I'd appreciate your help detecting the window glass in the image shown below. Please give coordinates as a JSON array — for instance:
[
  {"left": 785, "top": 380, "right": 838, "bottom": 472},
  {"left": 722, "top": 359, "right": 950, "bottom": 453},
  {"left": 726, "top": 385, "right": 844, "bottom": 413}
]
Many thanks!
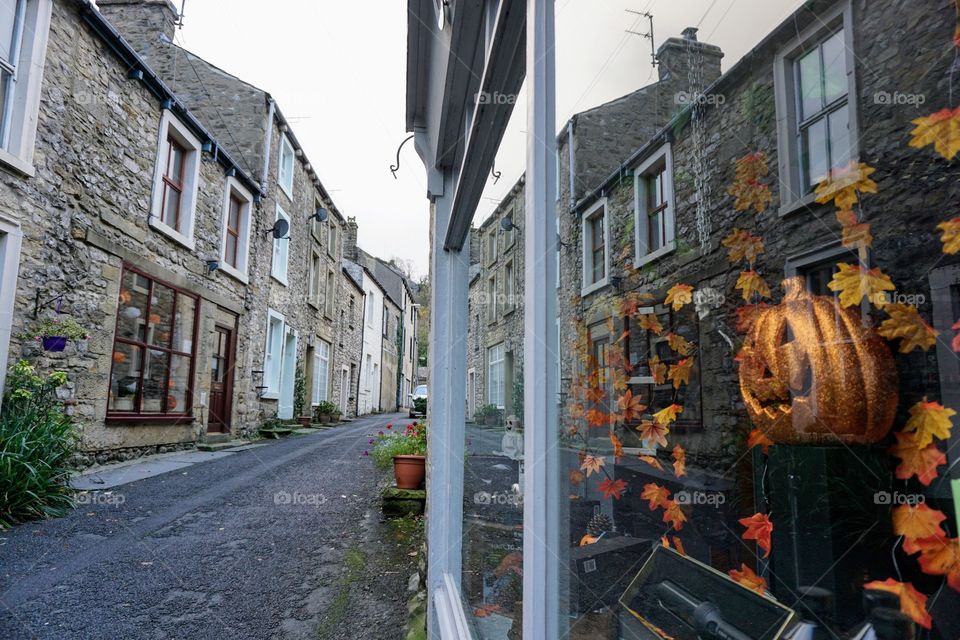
[
  {"left": 0, "top": 1, "right": 20, "bottom": 63},
  {"left": 828, "top": 104, "right": 850, "bottom": 170},
  {"left": 279, "top": 136, "right": 295, "bottom": 195},
  {"left": 821, "top": 30, "right": 847, "bottom": 104},
  {"left": 272, "top": 207, "right": 290, "bottom": 282},
  {"left": 797, "top": 47, "right": 821, "bottom": 121},
  {"left": 147, "top": 283, "right": 174, "bottom": 348},
  {"left": 802, "top": 117, "right": 829, "bottom": 188}
]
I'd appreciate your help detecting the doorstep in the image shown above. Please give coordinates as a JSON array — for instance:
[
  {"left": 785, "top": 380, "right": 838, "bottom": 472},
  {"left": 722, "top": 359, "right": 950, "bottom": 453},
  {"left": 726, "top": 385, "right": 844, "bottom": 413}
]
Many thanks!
[
  {"left": 381, "top": 487, "right": 426, "bottom": 517},
  {"left": 197, "top": 439, "right": 248, "bottom": 452}
]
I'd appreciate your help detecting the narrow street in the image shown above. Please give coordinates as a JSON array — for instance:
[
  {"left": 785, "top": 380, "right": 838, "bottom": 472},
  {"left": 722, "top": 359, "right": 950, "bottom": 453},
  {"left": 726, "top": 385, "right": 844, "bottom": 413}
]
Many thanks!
[{"left": 0, "top": 413, "right": 420, "bottom": 640}]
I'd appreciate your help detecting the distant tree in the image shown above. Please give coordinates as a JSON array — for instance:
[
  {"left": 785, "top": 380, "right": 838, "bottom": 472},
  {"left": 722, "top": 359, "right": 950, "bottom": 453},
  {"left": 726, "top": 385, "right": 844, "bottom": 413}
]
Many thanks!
[{"left": 416, "top": 275, "right": 430, "bottom": 366}]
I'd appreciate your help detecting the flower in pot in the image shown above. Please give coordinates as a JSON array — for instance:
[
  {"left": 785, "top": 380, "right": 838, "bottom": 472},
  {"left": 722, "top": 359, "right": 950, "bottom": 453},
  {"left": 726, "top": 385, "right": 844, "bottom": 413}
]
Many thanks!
[
  {"left": 314, "top": 400, "right": 338, "bottom": 424},
  {"left": 371, "top": 420, "right": 427, "bottom": 489},
  {"left": 23, "top": 317, "right": 89, "bottom": 353}
]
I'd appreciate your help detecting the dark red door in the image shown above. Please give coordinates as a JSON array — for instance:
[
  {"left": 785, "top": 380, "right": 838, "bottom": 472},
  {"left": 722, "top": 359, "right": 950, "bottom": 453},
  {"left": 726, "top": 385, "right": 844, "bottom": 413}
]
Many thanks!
[{"left": 208, "top": 325, "right": 233, "bottom": 433}]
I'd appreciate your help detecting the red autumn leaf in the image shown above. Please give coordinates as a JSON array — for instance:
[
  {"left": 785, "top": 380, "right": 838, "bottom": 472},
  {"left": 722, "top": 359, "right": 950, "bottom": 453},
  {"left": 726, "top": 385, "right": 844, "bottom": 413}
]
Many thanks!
[
  {"left": 889, "top": 431, "right": 946, "bottom": 486},
  {"left": 739, "top": 513, "right": 773, "bottom": 558},
  {"left": 663, "top": 500, "right": 687, "bottom": 531},
  {"left": 585, "top": 409, "right": 610, "bottom": 428},
  {"left": 729, "top": 564, "right": 768, "bottom": 594},
  {"left": 638, "top": 419, "right": 670, "bottom": 448},
  {"left": 914, "top": 537, "right": 960, "bottom": 592},
  {"left": 672, "top": 445, "right": 686, "bottom": 477},
  {"left": 864, "top": 579, "right": 933, "bottom": 629},
  {"left": 953, "top": 319, "right": 960, "bottom": 352},
  {"left": 747, "top": 428, "right": 774, "bottom": 455},
  {"left": 598, "top": 478, "right": 628, "bottom": 500}
]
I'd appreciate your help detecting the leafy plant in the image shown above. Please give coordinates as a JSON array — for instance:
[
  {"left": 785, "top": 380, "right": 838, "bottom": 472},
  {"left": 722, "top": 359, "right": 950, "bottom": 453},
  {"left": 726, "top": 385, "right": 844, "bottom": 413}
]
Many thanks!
[
  {"left": 0, "top": 360, "right": 78, "bottom": 528},
  {"left": 21, "top": 316, "right": 88, "bottom": 342},
  {"left": 412, "top": 396, "right": 427, "bottom": 415},
  {"left": 314, "top": 400, "right": 338, "bottom": 417},
  {"left": 476, "top": 404, "right": 500, "bottom": 420},
  {"left": 370, "top": 421, "right": 426, "bottom": 470},
  {"left": 293, "top": 364, "right": 306, "bottom": 418}
]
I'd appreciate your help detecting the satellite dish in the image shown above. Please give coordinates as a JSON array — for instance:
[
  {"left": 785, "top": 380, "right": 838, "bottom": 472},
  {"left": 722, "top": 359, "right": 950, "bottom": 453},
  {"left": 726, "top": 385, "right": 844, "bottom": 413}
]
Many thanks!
[
  {"left": 269, "top": 218, "right": 290, "bottom": 239},
  {"left": 312, "top": 207, "right": 329, "bottom": 223}
]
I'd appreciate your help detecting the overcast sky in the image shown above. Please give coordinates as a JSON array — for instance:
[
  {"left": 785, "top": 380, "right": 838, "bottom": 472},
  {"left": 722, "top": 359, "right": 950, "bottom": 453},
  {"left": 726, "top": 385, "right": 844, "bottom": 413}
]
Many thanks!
[{"left": 177, "top": 0, "right": 805, "bottom": 279}]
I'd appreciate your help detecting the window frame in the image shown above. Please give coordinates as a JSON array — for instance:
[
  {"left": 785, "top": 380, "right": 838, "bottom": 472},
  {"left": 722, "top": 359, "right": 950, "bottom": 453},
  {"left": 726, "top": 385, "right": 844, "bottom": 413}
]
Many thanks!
[
  {"left": 105, "top": 265, "right": 200, "bottom": 423},
  {"left": 263, "top": 308, "right": 286, "bottom": 399},
  {"left": 634, "top": 144, "right": 676, "bottom": 268},
  {"left": 218, "top": 177, "right": 253, "bottom": 283},
  {"left": 149, "top": 111, "right": 202, "bottom": 249},
  {"left": 271, "top": 204, "right": 290, "bottom": 285},
  {"left": 774, "top": 0, "right": 857, "bottom": 215},
  {"left": 312, "top": 339, "right": 331, "bottom": 405},
  {"left": 504, "top": 258, "right": 515, "bottom": 313},
  {"left": 487, "top": 342, "right": 505, "bottom": 409},
  {"left": 327, "top": 221, "right": 339, "bottom": 259},
  {"left": 324, "top": 269, "right": 336, "bottom": 319},
  {"left": 278, "top": 134, "right": 295, "bottom": 199},
  {"left": 486, "top": 230, "right": 498, "bottom": 266},
  {"left": 487, "top": 274, "right": 497, "bottom": 324},
  {"left": 308, "top": 248, "right": 323, "bottom": 308},
  {"left": 581, "top": 197, "right": 609, "bottom": 295}
]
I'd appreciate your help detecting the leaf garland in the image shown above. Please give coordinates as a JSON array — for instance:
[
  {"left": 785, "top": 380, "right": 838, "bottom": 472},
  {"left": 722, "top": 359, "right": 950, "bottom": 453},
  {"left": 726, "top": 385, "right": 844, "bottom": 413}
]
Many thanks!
[
  {"left": 877, "top": 304, "right": 939, "bottom": 353},
  {"left": 909, "top": 106, "right": 960, "bottom": 161},
  {"left": 826, "top": 263, "right": 895, "bottom": 308},
  {"left": 813, "top": 162, "right": 878, "bottom": 210},
  {"left": 727, "top": 152, "right": 773, "bottom": 214},
  {"left": 938, "top": 217, "right": 960, "bottom": 254}
]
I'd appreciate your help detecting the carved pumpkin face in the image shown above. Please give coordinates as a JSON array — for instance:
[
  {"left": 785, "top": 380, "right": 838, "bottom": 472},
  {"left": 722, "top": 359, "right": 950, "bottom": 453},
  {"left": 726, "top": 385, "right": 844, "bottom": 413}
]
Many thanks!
[{"left": 737, "top": 277, "right": 898, "bottom": 444}]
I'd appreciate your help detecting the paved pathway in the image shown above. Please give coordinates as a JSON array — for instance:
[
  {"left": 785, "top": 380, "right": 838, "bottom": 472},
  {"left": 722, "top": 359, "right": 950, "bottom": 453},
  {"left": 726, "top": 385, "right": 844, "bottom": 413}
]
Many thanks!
[{"left": 0, "top": 413, "right": 421, "bottom": 640}]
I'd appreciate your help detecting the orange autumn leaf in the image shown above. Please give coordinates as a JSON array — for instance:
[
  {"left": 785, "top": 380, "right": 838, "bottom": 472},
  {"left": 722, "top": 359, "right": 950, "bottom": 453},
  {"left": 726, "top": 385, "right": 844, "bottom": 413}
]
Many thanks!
[
  {"left": 903, "top": 398, "right": 956, "bottom": 447},
  {"left": 729, "top": 564, "right": 768, "bottom": 594},
  {"left": 937, "top": 218, "right": 960, "bottom": 254},
  {"left": 890, "top": 431, "right": 946, "bottom": 486},
  {"left": 638, "top": 419, "right": 670, "bottom": 448},
  {"left": 579, "top": 534, "right": 599, "bottom": 546},
  {"left": 836, "top": 209, "right": 873, "bottom": 248},
  {"left": 734, "top": 303, "right": 771, "bottom": 334},
  {"left": 953, "top": 319, "right": 960, "bottom": 352},
  {"left": 892, "top": 503, "right": 948, "bottom": 541},
  {"left": 473, "top": 603, "right": 502, "bottom": 618},
  {"left": 739, "top": 513, "right": 773, "bottom": 558},
  {"left": 638, "top": 313, "right": 664, "bottom": 335},
  {"left": 665, "top": 284, "right": 694, "bottom": 311},
  {"left": 639, "top": 455, "right": 664, "bottom": 471},
  {"left": 827, "top": 263, "right": 895, "bottom": 308},
  {"left": 620, "top": 294, "right": 641, "bottom": 318},
  {"left": 909, "top": 106, "right": 960, "bottom": 161},
  {"left": 598, "top": 478, "right": 628, "bottom": 500},
  {"left": 653, "top": 404, "right": 683, "bottom": 427},
  {"left": 641, "top": 483, "right": 671, "bottom": 510},
  {"left": 585, "top": 409, "right": 610, "bottom": 428},
  {"left": 672, "top": 445, "right": 686, "bottom": 477},
  {"left": 580, "top": 454, "right": 606, "bottom": 477},
  {"left": 663, "top": 500, "right": 687, "bottom": 531},
  {"left": 611, "top": 369, "right": 630, "bottom": 393},
  {"left": 728, "top": 152, "right": 773, "bottom": 214},
  {"left": 814, "top": 162, "right": 878, "bottom": 210},
  {"left": 610, "top": 433, "right": 625, "bottom": 461},
  {"left": 735, "top": 271, "right": 771, "bottom": 301},
  {"left": 667, "top": 333, "right": 694, "bottom": 356},
  {"left": 877, "top": 304, "right": 939, "bottom": 353},
  {"left": 649, "top": 356, "right": 667, "bottom": 385},
  {"left": 617, "top": 390, "right": 647, "bottom": 423},
  {"left": 722, "top": 228, "right": 765, "bottom": 266},
  {"left": 569, "top": 469, "right": 585, "bottom": 486},
  {"left": 585, "top": 386, "right": 607, "bottom": 404},
  {"left": 863, "top": 579, "right": 932, "bottom": 630},
  {"left": 915, "top": 537, "right": 960, "bottom": 592},
  {"left": 672, "top": 536, "right": 686, "bottom": 556},
  {"left": 747, "top": 428, "right": 774, "bottom": 455},
  {"left": 668, "top": 358, "right": 694, "bottom": 390}
]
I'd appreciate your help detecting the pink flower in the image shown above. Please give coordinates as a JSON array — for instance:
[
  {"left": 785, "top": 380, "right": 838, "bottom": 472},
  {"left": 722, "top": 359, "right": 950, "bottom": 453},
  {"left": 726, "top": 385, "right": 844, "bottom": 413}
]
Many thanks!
[
  {"left": 386, "top": 424, "right": 393, "bottom": 429},
  {"left": 368, "top": 439, "right": 374, "bottom": 444},
  {"left": 378, "top": 431, "right": 384, "bottom": 436},
  {"left": 363, "top": 450, "right": 369, "bottom": 456}
]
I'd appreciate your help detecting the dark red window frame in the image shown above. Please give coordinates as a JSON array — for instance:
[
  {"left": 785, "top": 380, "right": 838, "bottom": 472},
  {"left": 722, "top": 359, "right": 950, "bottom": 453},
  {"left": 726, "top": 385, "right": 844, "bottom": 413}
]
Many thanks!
[
  {"left": 106, "top": 265, "right": 201, "bottom": 424},
  {"left": 225, "top": 193, "right": 243, "bottom": 268},
  {"left": 160, "top": 134, "right": 187, "bottom": 232}
]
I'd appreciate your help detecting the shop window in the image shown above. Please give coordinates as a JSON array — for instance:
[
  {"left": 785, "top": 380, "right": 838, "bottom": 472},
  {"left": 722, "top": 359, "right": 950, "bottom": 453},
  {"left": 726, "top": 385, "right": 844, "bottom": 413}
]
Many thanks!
[{"left": 107, "top": 267, "right": 198, "bottom": 418}]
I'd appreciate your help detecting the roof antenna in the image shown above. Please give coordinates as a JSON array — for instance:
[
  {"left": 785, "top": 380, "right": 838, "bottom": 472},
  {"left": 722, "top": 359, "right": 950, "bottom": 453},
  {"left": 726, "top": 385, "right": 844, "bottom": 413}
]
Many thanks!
[
  {"left": 176, "top": 0, "right": 186, "bottom": 29},
  {"left": 625, "top": 9, "right": 656, "bottom": 68}
]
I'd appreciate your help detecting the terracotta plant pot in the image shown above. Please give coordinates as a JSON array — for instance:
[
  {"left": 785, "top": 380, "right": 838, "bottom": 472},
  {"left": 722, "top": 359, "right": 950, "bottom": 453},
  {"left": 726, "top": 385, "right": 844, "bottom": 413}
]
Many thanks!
[
  {"left": 299, "top": 416, "right": 312, "bottom": 426},
  {"left": 393, "top": 454, "right": 426, "bottom": 489},
  {"left": 42, "top": 336, "right": 68, "bottom": 352}
]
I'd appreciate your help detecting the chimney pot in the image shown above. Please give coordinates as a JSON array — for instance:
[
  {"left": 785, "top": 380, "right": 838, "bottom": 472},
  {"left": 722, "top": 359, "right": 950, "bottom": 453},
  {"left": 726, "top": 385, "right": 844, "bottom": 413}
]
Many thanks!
[{"left": 682, "top": 27, "right": 699, "bottom": 41}]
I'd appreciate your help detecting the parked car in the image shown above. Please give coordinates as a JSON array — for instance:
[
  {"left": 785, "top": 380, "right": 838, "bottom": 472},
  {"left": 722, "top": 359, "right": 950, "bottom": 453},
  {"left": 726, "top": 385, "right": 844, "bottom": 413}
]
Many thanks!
[{"left": 409, "top": 385, "right": 428, "bottom": 418}]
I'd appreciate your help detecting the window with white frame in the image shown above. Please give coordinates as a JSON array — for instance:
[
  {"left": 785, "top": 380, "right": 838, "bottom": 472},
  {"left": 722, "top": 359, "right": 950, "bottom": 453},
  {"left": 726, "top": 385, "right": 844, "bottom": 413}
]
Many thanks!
[
  {"left": 486, "top": 230, "right": 497, "bottom": 265},
  {"left": 502, "top": 207, "right": 515, "bottom": 248},
  {"left": 312, "top": 340, "right": 331, "bottom": 404},
  {"left": 264, "top": 310, "right": 285, "bottom": 397},
  {"left": 219, "top": 178, "right": 253, "bottom": 282},
  {"left": 324, "top": 269, "right": 335, "bottom": 318},
  {"left": 0, "top": 0, "right": 52, "bottom": 173},
  {"left": 278, "top": 134, "right": 295, "bottom": 198},
  {"left": 487, "top": 342, "right": 505, "bottom": 409},
  {"left": 366, "top": 290, "right": 375, "bottom": 326},
  {"left": 487, "top": 274, "right": 497, "bottom": 323},
  {"left": 327, "top": 221, "right": 338, "bottom": 259},
  {"left": 271, "top": 205, "right": 290, "bottom": 284},
  {"left": 775, "top": 3, "right": 855, "bottom": 208},
  {"left": 309, "top": 249, "right": 322, "bottom": 307},
  {"left": 150, "top": 111, "right": 202, "bottom": 247},
  {"left": 581, "top": 198, "right": 609, "bottom": 294},
  {"left": 634, "top": 144, "right": 675, "bottom": 266},
  {"left": 504, "top": 260, "right": 515, "bottom": 311}
]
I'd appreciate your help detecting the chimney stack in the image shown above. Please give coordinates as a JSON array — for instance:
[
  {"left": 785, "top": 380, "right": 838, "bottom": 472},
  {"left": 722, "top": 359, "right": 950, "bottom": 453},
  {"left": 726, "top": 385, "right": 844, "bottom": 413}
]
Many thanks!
[
  {"left": 97, "top": 0, "right": 179, "bottom": 56},
  {"left": 655, "top": 26, "right": 724, "bottom": 117},
  {"left": 344, "top": 216, "right": 359, "bottom": 262}
]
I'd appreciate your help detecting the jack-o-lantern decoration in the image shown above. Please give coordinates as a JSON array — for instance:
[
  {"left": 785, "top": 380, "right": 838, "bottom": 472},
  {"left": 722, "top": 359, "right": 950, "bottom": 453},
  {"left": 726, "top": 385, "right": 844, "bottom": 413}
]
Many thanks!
[{"left": 737, "top": 277, "right": 898, "bottom": 444}]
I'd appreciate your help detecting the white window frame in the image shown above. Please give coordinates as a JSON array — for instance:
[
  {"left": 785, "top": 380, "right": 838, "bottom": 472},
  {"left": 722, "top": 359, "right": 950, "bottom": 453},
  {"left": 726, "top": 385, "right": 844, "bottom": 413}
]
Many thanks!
[
  {"left": 327, "top": 221, "right": 338, "bottom": 259},
  {"left": 263, "top": 309, "right": 285, "bottom": 399},
  {"left": 581, "top": 197, "right": 609, "bottom": 296},
  {"left": 487, "top": 274, "right": 497, "bottom": 324},
  {"left": 0, "top": 214, "right": 23, "bottom": 397},
  {"left": 634, "top": 143, "right": 675, "bottom": 268},
  {"left": 218, "top": 177, "right": 253, "bottom": 283},
  {"left": 486, "top": 230, "right": 497, "bottom": 265},
  {"left": 312, "top": 339, "right": 331, "bottom": 405},
  {"left": 308, "top": 248, "right": 322, "bottom": 308},
  {"left": 271, "top": 204, "right": 290, "bottom": 285},
  {"left": 774, "top": 0, "right": 857, "bottom": 215},
  {"left": 504, "top": 259, "right": 515, "bottom": 312},
  {"left": 366, "top": 288, "right": 376, "bottom": 327},
  {"left": 502, "top": 206, "right": 516, "bottom": 249},
  {"left": 278, "top": 134, "right": 295, "bottom": 199},
  {"left": 0, "top": 0, "right": 51, "bottom": 176},
  {"left": 487, "top": 342, "right": 505, "bottom": 409},
  {"left": 149, "top": 110, "right": 202, "bottom": 249},
  {"left": 324, "top": 269, "right": 336, "bottom": 319}
]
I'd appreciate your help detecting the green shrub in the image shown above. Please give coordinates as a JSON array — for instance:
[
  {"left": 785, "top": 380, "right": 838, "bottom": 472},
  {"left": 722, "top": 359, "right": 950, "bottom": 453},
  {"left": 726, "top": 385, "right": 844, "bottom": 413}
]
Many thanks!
[
  {"left": 476, "top": 404, "right": 499, "bottom": 419},
  {"left": 370, "top": 421, "right": 427, "bottom": 470},
  {"left": 0, "top": 360, "right": 78, "bottom": 528},
  {"left": 315, "top": 400, "right": 338, "bottom": 416},
  {"left": 412, "top": 396, "right": 427, "bottom": 414}
]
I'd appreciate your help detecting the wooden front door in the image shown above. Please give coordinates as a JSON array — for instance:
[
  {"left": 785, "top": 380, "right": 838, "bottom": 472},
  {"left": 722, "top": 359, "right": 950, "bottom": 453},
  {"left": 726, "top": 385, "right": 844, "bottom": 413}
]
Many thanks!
[{"left": 208, "top": 325, "right": 234, "bottom": 433}]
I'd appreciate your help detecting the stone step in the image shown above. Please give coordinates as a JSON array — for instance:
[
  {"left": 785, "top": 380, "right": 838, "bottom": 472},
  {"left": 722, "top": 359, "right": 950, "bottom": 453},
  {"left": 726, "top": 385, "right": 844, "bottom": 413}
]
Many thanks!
[
  {"left": 197, "top": 440, "right": 247, "bottom": 452},
  {"left": 203, "top": 433, "right": 232, "bottom": 444}
]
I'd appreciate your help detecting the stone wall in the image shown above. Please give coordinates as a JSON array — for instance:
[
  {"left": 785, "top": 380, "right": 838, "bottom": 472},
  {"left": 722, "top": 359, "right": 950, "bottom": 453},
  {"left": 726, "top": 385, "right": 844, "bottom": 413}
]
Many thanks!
[{"left": 332, "top": 268, "right": 364, "bottom": 418}]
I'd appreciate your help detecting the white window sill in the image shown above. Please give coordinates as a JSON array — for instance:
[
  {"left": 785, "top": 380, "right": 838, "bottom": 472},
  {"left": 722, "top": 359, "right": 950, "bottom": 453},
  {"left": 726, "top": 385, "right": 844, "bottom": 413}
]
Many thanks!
[
  {"left": 279, "top": 183, "right": 294, "bottom": 201},
  {"left": 634, "top": 241, "right": 675, "bottom": 269},
  {"left": 149, "top": 218, "right": 195, "bottom": 250},
  {"left": 0, "top": 149, "right": 35, "bottom": 178},
  {"left": 261, "top": 391, "right": 279, "bottom": 400},
  {"left": 219, "top": 262, "right": 249, "bottom": 285},
  {"left": 581, "top": 276, "right": 609, "bottom": 297},
  {"left": 778, "top": 191, "right": 818, "bottom": 218},
  {"left": 271, "top": 273, "right": 289, "bottom": 287}
]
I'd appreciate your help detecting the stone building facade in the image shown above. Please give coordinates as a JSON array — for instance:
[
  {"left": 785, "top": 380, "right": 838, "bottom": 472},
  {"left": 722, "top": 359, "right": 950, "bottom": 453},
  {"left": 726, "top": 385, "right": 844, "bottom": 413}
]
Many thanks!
[{"left": 332, "top": 263, "right": 364, "bottom": 419}]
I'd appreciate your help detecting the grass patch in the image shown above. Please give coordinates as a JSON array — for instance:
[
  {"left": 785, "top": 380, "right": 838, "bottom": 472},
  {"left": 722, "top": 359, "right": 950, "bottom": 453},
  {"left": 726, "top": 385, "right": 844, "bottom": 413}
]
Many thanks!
[{"left": 316, "top": 545, "right": 367, "bottom": 640}]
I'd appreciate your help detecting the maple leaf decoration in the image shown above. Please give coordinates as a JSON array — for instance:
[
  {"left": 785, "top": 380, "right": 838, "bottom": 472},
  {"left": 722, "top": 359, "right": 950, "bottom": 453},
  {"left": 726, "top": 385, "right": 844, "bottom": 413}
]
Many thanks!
[
  {"left": 663, "top": 500, "right": 687, "bottom": 531},
  {"left": 598, "top": 478, "right": 628, "bottom": 500},
  {"left": 863, "top": 579, "right": 932, "bottom": 630},
  {"left": 735, "top": 271, "right": 772, "bottom": 301},
  {"left": 668, "top": 358, "right": 694, "bottom": 390},
  {"left": 953, "top": 319, "right": 960, "bottom": 352},
  {"left": 739, "top": 513, "right": 773, "bottom": 558},
  {"left": 836, "top": 210, "right": 873, "bottom": 249},
  {"left": 585, "top": 408, "right": 610, "bottom": 428},
  {"left": 649, "top": 356, "right": 667, "bottom": 385},
  {"left": 727, "top": 152, "right": 773, "bottom": 214},
  {"left": 638, "top": 419, "right": 670, "bottom": 448},
  {"left": 638, "top": 313, "right": 664, "bottom": 335},
  {"left": 653, "top": 404, "right": 683, "bottom": 427},
  {"left": 729, "top": 564, "right": 768, "bottom": 594},
  {"left": 877, "top": 304, "right": 939, "bottom": 353},
  {"left": 580, "top": 454, "right": 605, "bottom": 477},
  {"left": 747, "top": 428, "right": 774, "bottom": 455},
  {"left": 617, "top": 390, "right": 647, "bottom": 423},
  {"left": 890, "top": 431, "right": 946, "bottom": 486},
  {"left": 639, "top": 455, "right": 664, "bottom": 471},
  {"left": 903, "top": 398, "right": 956, "bottom": 448},
  {"left": 610, "top": 433, "right": 625, "bottom": 461},
  {"left": 827, "top": 262, "right": 895, "bottom": 308},
  {"left": 672, "top": 445, "right": 686, "bottom": 477},
  {"left": 641, "top": 482, "right": 671, "bottom": 510},
  {"left": 734, "top": 303, "right": 771, "bottom": 334},
  {"left": 667, "top": 333, "right": 694, "bottom": 356},
  {"left": 568, "top": 469, "right": 585, "bottom": 486},
  {"left": 938, "top": 218, "right": 960, "bottom": 254},
  {"left": 665, "top": 284, "right": 694, "bottom": 311},
  {"left": 722, "top": 229, "right": 766, "bottom": 266},
  {"left": 892, "top": 504, "right": 948, "bottom": 541},
  {"left": 814, "top": 162, "right": 878, "bottom": 210},
  {"left": 909, "top": 106, "right": 960, "bottom": 161},
  {"left": 915, "top": 537, "right": 960, "bottom": 592}
]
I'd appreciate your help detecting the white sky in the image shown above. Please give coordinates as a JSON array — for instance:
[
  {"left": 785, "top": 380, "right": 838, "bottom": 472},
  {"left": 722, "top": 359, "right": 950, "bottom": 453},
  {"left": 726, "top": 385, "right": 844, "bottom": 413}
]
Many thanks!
[{"left": 178, "top": 0, "right": 805, "bottom": 279}]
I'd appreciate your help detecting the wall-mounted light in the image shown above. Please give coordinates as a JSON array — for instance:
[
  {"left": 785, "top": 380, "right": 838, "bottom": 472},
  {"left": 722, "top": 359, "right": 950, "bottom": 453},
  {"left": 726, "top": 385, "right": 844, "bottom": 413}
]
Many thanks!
[
  {"left": 206, "top": 259, "right": 220, "bottom": 273},
  {"left": 500, "top": 216, "right": 520, "bottom": 233},
  {"left": 310, "top": 207, "right": 329, "bottom": 224}
]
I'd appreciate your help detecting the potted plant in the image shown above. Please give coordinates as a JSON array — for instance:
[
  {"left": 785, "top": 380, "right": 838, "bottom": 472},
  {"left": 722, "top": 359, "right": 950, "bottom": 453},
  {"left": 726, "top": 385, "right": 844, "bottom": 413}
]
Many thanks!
[
  {"left": 371, "top": 421, "right": 427, "bottom": 489},
  {"left": 23, "top": 317, "right": 88, "bottom": 353},
  {"left": 477, "top": 404, "right": 501, "bottom": 428},
  {"left": 314, "top": 400, "right": 337, "bottom": 424}
]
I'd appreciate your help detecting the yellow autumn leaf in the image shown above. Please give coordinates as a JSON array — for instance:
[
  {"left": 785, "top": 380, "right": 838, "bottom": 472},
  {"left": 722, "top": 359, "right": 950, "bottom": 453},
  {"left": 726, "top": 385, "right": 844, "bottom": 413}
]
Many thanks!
[
  {"left": 648, "top": 356, "right": 667, "bottom": 385},
  {"left": 909, "top": 106, "right": 960, "bottom": 161},
  {"left": 665, "top": 284, "right": 693, "bottom": 311},
  {"left": 667, "top": 333, "right": 694, "bottom": 356},
  {"left": 653, "top": 404, "right": 683, "bottom": 427},
  {"left": 580, "top": 454, "right": 605, "bottom": 477},
  {"left": 877, "top": 303, "right": 939, "bottom": 353},
  {"left": 904, "top": 398, "right": 956, "bottom": 447},
  {"left": 836, "top": 210, "right": 873, "bottom": 249},
  {"left": 814, "top": 162, "right": 878, "bottom": 210},
  {"left": 667, "top": 358, "right": 694, "bottom": 390},
  {"left": 938, "top": 218, "right": 960, "bottom": 254},
  {"left": 722, "top": 228, "right": 765, "bottom": 266},
  {"left": 735, "top": 271, "right": 771, "bottom": 301},
  {"left": 638, "top": 313, "right": 664, "bottom": 335},
  {"left": 826, "top": 263, "right": 895, "bottom": 308}
]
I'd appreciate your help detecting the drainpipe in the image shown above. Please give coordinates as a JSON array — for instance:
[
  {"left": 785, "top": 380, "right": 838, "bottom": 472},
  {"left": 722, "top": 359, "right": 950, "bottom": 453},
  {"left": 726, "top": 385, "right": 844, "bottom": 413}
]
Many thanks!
[
  {"left": 261, "top": 97, "right": 276, "bottom": 192},
  {"left": 567, "top": 116, "right": 576, "bottom": 210}
]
